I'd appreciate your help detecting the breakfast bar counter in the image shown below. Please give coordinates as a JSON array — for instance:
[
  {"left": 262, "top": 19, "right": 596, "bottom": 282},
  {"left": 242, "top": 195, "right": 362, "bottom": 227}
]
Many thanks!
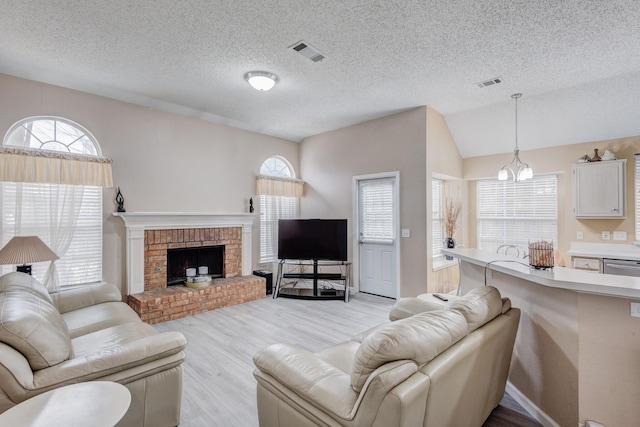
[
  {"left": 442, "top": 248, "right": 640, "bottom": 427},
  {"left": 443, "top": 247, "right": 640, "bottom": 299}
]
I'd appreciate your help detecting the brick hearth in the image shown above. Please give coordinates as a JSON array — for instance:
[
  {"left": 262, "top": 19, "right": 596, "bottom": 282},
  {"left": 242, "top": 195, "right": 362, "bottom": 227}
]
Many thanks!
[
  {"left": 126, "top": 225, "right": 264, "bottom": 323},
  {"left": 128, "top": 276, "right": 265, "bottom": 324}
]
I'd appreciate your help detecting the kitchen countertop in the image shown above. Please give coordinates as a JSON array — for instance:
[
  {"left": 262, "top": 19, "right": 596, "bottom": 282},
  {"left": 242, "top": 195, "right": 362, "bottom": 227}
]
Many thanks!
[
  {"left": 567, "top": 242, "right": 640, "bottom": 261},
  {"left": 443, "top": 247, "right": 640, "bottom": 299}
]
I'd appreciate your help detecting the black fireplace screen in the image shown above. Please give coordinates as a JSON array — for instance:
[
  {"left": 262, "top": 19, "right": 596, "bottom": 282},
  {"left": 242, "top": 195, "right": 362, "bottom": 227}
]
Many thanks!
[{"left": 166, "top": 245, "right": 224, "bottom": 285}]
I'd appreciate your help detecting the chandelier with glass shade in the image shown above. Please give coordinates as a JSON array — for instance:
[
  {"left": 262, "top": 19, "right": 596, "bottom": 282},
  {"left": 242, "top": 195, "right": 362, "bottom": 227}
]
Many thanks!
[{"left": 498, "top": 93, "right": 533, "bottom": 182}]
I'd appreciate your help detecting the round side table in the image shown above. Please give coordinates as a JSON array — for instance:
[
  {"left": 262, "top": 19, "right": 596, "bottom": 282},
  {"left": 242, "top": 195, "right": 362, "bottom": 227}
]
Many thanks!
[{"left": 0, "top": 381, "right": 131, "bottom": 427}]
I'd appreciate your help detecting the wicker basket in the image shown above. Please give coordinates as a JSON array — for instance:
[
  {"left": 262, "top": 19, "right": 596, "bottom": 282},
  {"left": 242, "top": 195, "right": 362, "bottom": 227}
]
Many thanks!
[{"left": 528, "top": 241, "right": 554, "bottom": 269}]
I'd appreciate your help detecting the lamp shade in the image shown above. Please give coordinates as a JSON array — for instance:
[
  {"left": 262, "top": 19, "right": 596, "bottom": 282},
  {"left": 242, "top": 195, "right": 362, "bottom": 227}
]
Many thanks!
[{"left": 0, "top": 236, "right": 59, "bottom": 265}]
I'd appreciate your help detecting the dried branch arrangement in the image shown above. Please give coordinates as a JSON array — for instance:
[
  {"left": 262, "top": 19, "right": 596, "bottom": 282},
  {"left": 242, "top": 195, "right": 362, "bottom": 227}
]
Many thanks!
[{"left": 444, "top": 196, "right": 462, "bottom": 239}]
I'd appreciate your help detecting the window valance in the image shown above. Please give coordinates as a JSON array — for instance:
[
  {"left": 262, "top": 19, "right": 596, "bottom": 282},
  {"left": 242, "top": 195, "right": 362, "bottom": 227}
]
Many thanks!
[
  {"left": 0, "top": 148, "right": 113, "bottom": 187},
  {"left": 256, "top": 174, "right": 304, "bottom": 198}
]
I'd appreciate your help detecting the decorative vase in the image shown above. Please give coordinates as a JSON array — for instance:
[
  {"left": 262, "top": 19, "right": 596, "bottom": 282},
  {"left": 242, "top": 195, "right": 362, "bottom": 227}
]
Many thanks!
[
  {"left": 591, "top": 148, "right": 601, "bottom": 162},
  {"left": 443, "top": 237, "right": 456, "bottom": 260}
]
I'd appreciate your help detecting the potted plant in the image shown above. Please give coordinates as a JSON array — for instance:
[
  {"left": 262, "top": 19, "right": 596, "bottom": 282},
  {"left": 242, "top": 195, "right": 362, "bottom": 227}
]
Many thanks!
[{"left": 443, "top": 195, "right": 462, "bottom": 260}]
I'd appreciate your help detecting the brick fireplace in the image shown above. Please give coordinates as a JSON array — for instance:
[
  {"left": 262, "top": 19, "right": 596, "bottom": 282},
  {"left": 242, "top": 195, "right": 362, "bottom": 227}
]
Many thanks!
[
  {"left": 114, "top": 212, "right": 264, "bottom": 324},
  {"left": 144, "top": 226, "right": 241, "bottom": 290}
]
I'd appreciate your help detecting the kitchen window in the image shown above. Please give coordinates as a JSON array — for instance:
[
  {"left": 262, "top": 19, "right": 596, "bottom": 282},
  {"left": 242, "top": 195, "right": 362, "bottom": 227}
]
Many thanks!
[
  {"left": 476, "top": 175, "right": 558, "bottom": 255},
  {"left": 432, "top": 178, "right": 444, "bottom": 262},
  {"left": 635, "top": 153, "right": 640, "bottom": 242}
]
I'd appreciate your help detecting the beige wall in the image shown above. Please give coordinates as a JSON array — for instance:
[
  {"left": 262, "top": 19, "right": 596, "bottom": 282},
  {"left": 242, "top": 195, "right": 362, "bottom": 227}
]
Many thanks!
[
  {"left": 0, "top": 73, "right": 299, "bottom": 294},
  {"left": 300, "top": 107, "right": 428, "bottom": 297},
  {"left": 459, "top": 262, "right": 579, "bottom": 426},
  {"left": 463, "top": 136, "right": 639, "bottom": 265},
  {"left": 426, "top": 107, "right": 466, "bottom": 293},
  {"left": 578, "top": 293, "right": 640, "bottom": 426}
]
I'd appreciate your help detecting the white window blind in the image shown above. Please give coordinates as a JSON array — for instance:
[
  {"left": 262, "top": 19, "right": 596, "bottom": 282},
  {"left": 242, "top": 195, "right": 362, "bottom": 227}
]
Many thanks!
[
  {"left": 432, "top": 179, "right": 443, "bottom": 259},
  {"left": 359, "top": 178, "right": 394, "bottom": 241},
  {"left": 258, "top": 156, "right": 300, "bottom": 264},
  {"left": 259, "top": 195, "right": 298, "bottom": 263},
  {"left": 0, "top": 182, "right": 102, "bottom": 286},
  {"left": 635, "top": 154, "right": 640, "bottom": 242},
  {"left": 477, "top": 175, "right": 558, "bottom": 254}
]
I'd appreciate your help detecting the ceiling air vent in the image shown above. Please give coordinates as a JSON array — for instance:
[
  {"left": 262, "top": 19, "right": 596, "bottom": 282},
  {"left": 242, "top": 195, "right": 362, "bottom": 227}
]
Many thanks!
[
  {"left": 289, "top": 40, "right": 325, "bottom": 63},
  {"left": 475, "top": 77, "right": 503, "bottom": 88}
]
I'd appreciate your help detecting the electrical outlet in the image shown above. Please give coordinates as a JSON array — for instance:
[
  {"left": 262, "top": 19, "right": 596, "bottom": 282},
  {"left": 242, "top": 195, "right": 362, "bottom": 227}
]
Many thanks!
[
  {"left": 577, "top": 231, "right": 584, "bottom": 240},
  {"left": 631, "top": 302, "right": 640, "bottom": 318},
  {"left": 613, "top": 231, "right": 627, "bottom": 241},
  {"left": 401, "top": 229, "right": 410, "bottom": 238},
  {"left": 602, "top": 231, "right": 611, "bottom": 241}
]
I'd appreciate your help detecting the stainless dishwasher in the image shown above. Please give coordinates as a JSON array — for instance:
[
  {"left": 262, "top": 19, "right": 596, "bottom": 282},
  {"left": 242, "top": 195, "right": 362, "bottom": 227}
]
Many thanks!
[{"left": 603, "top": 258, "right": 640, "bottom": 277}]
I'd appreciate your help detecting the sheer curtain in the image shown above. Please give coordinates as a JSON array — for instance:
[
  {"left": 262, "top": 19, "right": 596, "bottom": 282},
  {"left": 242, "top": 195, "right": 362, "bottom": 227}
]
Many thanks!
[
  {"left": 42, "top": 184, "right": 85, "bottom": 291},
  {"left": 8, "top": 183, "right": 86, "bottom": 291},
  {"left": 1, "top": 147, "right": 110, "bottom": 291}
]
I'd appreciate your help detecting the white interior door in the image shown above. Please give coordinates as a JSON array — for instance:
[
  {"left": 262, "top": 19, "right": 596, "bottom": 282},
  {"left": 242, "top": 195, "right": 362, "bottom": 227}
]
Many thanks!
[{"left": 356, "top": 175, "right": 398, "bottom": 298}]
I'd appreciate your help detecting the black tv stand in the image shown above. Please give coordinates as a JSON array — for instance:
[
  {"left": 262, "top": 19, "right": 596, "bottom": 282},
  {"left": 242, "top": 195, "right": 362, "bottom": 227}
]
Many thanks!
[{"left": 274, "top": 259, "right": 351, "bottom": 302}]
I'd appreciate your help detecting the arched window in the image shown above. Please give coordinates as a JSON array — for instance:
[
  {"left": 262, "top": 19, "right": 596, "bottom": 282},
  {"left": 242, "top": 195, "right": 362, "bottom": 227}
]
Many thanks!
[
  {"left": 4, "top": 117, "right": 101, "bottom": 155},
  {"left": 257, "top": 156, "right": 302, "bottom": 263},
  {"left": 1, "top": 117, "right": 111, "bottom": 289},
  {"left": 259, "top": 156, "right": 294, "bottom": 178}
]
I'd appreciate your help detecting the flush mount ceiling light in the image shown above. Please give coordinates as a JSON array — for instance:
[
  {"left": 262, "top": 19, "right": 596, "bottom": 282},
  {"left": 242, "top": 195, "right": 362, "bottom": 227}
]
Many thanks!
[
  {"left": 244, "top": 71, "right": 279, "bottom": 91},
  {"left": 498, "top": 93, "right": 533, "bottom": 182}
]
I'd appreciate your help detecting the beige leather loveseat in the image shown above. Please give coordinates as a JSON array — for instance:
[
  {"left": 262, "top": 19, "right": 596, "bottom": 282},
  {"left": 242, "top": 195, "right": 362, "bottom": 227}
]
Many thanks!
[
  {"left": 0, "top": 272, "right": 186, "bottom": 427},
  {"left": 253, "top": 286, "right": 520, "bottom": 426}
]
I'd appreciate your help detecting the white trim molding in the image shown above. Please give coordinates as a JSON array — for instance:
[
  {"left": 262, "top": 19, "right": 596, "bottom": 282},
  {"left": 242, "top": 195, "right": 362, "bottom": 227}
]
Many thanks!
[
  {"left": 505, "top": 382, "right": 560, "bottom": 427},
  {"left": 114, "top": 212, "right": 256, "bottom": 295}
]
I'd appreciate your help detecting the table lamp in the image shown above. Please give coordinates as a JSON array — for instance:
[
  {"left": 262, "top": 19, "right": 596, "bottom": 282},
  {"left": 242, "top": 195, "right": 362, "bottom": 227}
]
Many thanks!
[{"left": 0, "top": 236, "right": 59, "bottom": 275}]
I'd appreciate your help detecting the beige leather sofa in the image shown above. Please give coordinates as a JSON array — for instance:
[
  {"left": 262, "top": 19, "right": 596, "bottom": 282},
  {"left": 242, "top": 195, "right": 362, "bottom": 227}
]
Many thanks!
[
  {"left": 0, "top": 272, "right": 187, "bottom": 427},
  {"left": 253, "top": 286, "right": 520, "bottom": 427}
]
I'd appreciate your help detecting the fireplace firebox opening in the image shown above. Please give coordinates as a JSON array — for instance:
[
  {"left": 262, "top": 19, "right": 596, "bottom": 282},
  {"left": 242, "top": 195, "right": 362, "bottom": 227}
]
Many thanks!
[{"left": 167, "top": 245, "right": 224, "bottom": 286}]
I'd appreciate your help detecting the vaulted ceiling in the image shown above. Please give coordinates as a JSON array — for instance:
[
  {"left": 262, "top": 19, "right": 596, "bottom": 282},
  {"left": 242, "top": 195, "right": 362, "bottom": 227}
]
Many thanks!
[{"left": 2, "top": 1, "right": 640, "bottom": 157}]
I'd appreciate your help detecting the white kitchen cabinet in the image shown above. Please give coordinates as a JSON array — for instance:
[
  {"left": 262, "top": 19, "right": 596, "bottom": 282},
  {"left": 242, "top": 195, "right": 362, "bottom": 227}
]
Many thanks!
[{"left": 572, "top": 159, "right": 626, "bottom": 218}]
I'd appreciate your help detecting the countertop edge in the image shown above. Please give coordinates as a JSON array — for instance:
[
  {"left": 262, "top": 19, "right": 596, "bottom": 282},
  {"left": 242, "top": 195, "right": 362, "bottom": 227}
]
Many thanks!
[{"left": 443, "top": 248, "right": 640, "bottom": 299}]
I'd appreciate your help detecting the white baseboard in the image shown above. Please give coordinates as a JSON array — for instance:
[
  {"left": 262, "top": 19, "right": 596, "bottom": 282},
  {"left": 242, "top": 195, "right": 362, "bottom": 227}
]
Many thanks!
[{"left": 505, "top": 381, "right": 561, "bottom": 427}]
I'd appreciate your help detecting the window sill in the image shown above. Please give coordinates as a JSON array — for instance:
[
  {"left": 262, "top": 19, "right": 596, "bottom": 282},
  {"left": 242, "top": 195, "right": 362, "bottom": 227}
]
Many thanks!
[{"left": 432, "top": 258, "right": 458, "bottom": 272}]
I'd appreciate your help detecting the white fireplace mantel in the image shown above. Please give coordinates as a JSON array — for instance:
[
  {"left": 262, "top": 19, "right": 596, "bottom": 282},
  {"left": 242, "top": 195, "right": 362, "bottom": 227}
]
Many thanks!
[{"left": 113, "top": 212, "right": 256, "bottom": 295}]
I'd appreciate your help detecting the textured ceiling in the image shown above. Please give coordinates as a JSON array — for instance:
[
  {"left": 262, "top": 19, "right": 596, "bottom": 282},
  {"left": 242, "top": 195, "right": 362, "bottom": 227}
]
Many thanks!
[{"left": 1, "top": 1, "right": 640, "bottom": 157}]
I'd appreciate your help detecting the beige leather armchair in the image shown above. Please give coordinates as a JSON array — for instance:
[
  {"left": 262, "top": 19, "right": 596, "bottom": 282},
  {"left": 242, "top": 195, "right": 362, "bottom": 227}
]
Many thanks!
[
  {"left": 0, "top": 272, "right": 186, "bottom": 427},
  {"left": 253, "top": 286, "right": 520, "bottom": 427}
]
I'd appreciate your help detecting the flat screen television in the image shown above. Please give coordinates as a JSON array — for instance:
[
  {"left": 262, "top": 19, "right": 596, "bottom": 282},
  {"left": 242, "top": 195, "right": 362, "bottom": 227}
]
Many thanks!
[{"left": 278, "top": 219, "right": 347, "bottom": 261}]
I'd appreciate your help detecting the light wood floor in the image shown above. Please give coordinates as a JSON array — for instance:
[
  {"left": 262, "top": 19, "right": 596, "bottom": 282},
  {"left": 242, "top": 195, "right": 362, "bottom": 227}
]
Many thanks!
[{"left": 154, "top": 293, "right": 540, "bottom": 427}]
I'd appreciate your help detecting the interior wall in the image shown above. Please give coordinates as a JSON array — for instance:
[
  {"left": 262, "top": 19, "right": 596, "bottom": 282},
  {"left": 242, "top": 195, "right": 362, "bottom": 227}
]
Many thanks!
[
  {"left": 426, "top": 107, "right": 466, "bottom": 293},
  {"left": 300, "top": 107, "right": 427, "bottom": 297},
  {"left": 459, "top": 261, "right": 580, "bottom": 426},
  {"left": 463, "top": 136, "right": 639, "bottom": 265},
  {"left": 0, "top": 73, "right": 299, "bottom": 294}
]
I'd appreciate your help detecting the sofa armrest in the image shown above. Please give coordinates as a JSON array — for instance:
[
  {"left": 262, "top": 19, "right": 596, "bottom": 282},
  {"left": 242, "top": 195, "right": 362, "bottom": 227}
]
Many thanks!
[
  {"left": 254, "top": 343, "right": 358, "bottom": 419},
  {"left": 32, "top": 331, "right": 186, "bottom": 389},
  {"left": 0, "top": 343, "right": 35, "bottom": 404},
  {"left": 50, "top": 283, "right": 123, "bottom": 313},
  {"left": 253, "top": 343, "right": 420, "bottom": 423}
]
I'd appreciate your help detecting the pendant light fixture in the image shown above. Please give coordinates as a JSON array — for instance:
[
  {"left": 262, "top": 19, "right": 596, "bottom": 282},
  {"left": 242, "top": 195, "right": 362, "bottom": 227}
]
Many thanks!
[
  {"left": 498, "top": 93, "right": 533, "bottom": 182},
  {"left": 244, "top": 71, "right": 279, "bottom": 91}
]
